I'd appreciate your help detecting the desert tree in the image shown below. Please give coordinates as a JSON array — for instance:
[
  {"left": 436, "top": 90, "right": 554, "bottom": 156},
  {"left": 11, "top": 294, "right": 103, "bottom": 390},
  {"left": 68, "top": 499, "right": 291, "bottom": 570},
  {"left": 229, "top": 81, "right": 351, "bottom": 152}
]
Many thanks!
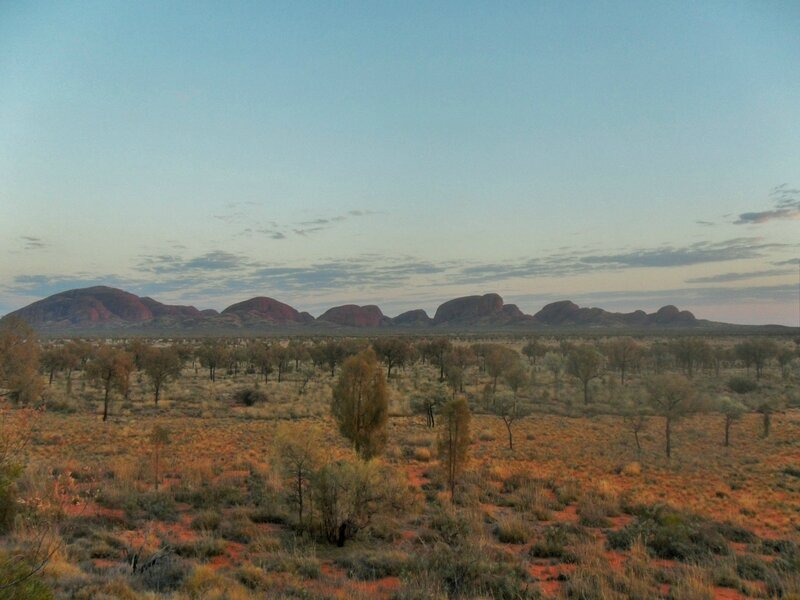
[
  {"left": 646, "top": 373, "right": 696, "bottom": 458},
  {"left": 149, "top": 425, "right": 170, "bottom": 491},
  {"left": 40, "top": 346, "right": 65, "bottom": 386},
  {"left": 272, "top": 345, "right": 291, "bottom": 383},
  {"left": 412, "top": 381, "right": 449, "bottom": 428},
  {"left": 372, "top": 337, "right": 412, "bottom": 379},
  {"left": 274, "top": 422, "right": 323, "bottom": 529},
  {"left": 87, "top": 345, "right": 134, "bottom": 422},
  {"left": 776, "top": 347, "right": 795, "bottom": 380},
  {"left": 0, "top": 317, "right": 43, "bottom": 405},
  {"left": 617, "top": 390, "right": 650, "bottom": 457},
  {"left": 331, "top": 349, "right": 389, "bottom": 459},
  {"left": 197, "top": 340, "right": 227, "bottom": 381},
  {"left": 735, "top": 339, "right": 778, "bottom": 380},
  {"left": 522, "top": 339, "right": 546, "bottom": 365},
  {"left": 0, "top": 404, "right": 58, "bottom": 597},
  {"left": 247, "top": 341, "right": 273, "bottom": 384},
  {"left": 142, "top": 346, "right": 183, "bottom": 405},
  {"left": 566, "top": 344, "right": 604, "bottom": 405},
  {"left": 485, "top": 345, "right": 518, "bottom": 392},
  {"left": 422, "top": 338, "right": 452, "bottom": 382},
  {"left": 313, "top": 458, "right": 409, "bottom": 547},
  {"left": 605, "top": 337, "right": 642, "bottom": 384},
  {"left": 670, "top": 338, "right": 710, "bottom": 378},
  {"left": 59, "top": 342, "right": 82, "bottom": 396},
  {"left": 438, "top": 396, "right": 471, "bottom": 502},
  {"left": 542, "top": 351, "right": 566, "bottom": 401},
  {"left": 314, "top": 340, "right": 347, "bottom": 377},
  {"left": 490, "top": 391, "right": 532, "bottom": 451},
  {"left": 287, "top": 339, "right": 309, "bottom": 371},
  {"left": 751, "top": 396, "right": 783, "bottom": 438},
  {"left": 717, "top": 396, "right": 746, "bottom": 447}
]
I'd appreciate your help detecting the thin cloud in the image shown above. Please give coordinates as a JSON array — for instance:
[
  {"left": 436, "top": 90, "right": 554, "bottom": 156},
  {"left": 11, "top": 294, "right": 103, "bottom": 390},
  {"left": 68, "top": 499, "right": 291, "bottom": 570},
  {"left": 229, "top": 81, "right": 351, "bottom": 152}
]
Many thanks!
[
  {"left": 734, "top": 184, "right": 800, "bottom": 224},
  {"left": 685, "top": 269, "right": 793, "bottom": 284},
  {"left": 21, "top": 236, "right": 47, "bottom": 250}
]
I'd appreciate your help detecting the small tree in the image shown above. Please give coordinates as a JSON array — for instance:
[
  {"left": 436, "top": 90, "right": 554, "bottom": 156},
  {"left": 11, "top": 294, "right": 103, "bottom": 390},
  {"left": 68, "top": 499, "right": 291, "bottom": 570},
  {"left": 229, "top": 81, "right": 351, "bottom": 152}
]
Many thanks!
[
  {"left": 87, "top": 345, "right": 134, "bottom": 422},
  {"left": 274, "top": 423, "right": 323, "bottom": 529},
  {"left": 331, "top": 349, "right": 388, "bottom": 459},
  {"left": 735, "top": 339, "right": 778, "bottom": 380},
  {"left": 485, "top": 345, "right": 518, "bottom": 392},
  {"left": 491, "top": 391, "right": 531, "bottom": 451},
  {"left": 618, "top": 391, "right": 649, "bottom": 456},
  {"left": 149, "top": 425, "right": 170, "bottom": 491},
  {"left": 542, "top": 351, "right": 566, "bottom": 401},
  {"left": 196, "top": 340, "right": 227, "bottom": 382},
  {"left": 605, "top": 337, "right": 642, "bottom": 384},
  {"left": 412, "top": 381, "right": 449, "bottom": 428},
  {"left": 522, "top": 339, "right": 546, "bottom": 365},
  {"left": 566, "top": 345, "right": 603, "bottom": 404},
  {"left": 142, "top": 346, "right": 183, "bottom": 405},
  {"left": 646, "top": 374, "right": 696, "bottom": 458},
  {"left": 718, "top": 396, "right": 745, "bottom": 447},
  {"left": 0, "top": 317, "right": 43, "bottom": 405},
  {"left": 313, "top": 459, "right": 408, "bottom": 547},
  {"left": 372, "top": 338, "right": 412, "bottom": 379},
  {"left": 438, "top": 396, "right": 471, "bottom": 502}
]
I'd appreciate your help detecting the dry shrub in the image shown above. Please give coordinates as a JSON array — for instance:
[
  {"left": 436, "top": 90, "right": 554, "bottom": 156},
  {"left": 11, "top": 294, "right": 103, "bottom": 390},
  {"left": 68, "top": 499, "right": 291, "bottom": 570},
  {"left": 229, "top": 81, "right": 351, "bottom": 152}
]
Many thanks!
[
  {"left": 669, "top": 566, "right": 714, "bottom": 600},
  {"left": 413, "top": 447, "right": 431, "bottom": 462}
]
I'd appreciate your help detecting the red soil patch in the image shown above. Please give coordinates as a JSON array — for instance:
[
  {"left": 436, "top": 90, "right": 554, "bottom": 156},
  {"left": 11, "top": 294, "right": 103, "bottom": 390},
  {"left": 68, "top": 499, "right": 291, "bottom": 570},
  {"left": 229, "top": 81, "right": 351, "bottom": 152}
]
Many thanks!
[{"left": 713, "top": 588, "right": 751, "bottom": 600}]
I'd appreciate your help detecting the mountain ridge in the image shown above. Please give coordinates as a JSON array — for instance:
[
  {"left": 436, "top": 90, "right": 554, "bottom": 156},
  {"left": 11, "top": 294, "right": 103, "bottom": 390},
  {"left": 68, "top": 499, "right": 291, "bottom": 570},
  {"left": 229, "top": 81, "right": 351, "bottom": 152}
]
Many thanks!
[{"left": 1, "top": 285, "right": 792, "bottom": 333}]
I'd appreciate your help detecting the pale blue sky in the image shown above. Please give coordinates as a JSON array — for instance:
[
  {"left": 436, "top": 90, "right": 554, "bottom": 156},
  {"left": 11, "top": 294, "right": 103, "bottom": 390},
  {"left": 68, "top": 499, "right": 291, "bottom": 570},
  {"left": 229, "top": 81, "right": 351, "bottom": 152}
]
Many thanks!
[{"left": 1, "top": 1, "right": 799, "bottom": 324}]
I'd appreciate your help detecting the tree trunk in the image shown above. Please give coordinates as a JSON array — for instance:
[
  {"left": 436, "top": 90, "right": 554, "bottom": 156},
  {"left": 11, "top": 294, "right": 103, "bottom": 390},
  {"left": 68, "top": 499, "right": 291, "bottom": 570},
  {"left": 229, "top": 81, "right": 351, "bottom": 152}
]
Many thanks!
[
  {"left": 583, "top": 380, "right": 590, "bottom": 405},
  {"left": 102, "top": 385, "right": 110, "bottom": 422},
  {"left": 762, "top": 412, "right": 771, "bottom": 438},
  {"left": 665, "top": 417, "right": 671, "bottom": 458},
  {"left": 504, "top": 419, "right": 513, "bottom": 450},
  {"left": 724, "top": 417, "right": 731, "bottom": 447}
]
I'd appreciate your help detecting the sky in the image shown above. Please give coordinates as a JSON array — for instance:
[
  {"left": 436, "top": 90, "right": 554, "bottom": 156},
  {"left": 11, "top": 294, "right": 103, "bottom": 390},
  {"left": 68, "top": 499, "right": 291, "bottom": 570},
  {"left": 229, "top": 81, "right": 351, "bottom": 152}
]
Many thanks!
[{"left": 1, "top": 1, "right": 799, "bottom": 325}]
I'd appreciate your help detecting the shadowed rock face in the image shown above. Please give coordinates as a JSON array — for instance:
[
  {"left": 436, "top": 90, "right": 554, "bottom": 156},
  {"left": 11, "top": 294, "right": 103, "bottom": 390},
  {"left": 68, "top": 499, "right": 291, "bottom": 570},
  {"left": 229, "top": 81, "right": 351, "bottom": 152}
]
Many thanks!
[
  {"left": 140, "top": 297, "right": 203, "bottom": 319},
  {"left": 433, "top": 293, "right": 528, "bottom": 326},
  {"left": 221, "top": 297, "right": 314, "bottom": 324},
  {"left": 533, "top": 300, "right": 698, "bottom": 327},
  {"left": 5, "top": 286, "right": 157, "bottom": 327},
  {"left": 391, "top": 309, "right": 432, "bottom": 327},
  {"left": 317, "top": 304, "right": 390, "bottom": 328}
]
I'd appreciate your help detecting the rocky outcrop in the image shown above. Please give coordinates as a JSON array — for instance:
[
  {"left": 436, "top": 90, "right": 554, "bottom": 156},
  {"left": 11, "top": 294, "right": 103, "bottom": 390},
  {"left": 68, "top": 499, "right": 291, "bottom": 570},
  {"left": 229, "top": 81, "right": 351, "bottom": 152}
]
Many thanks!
[
  {"left": 221, "top": 297, "right": 314, "bottom": 325},
  {"left": 391, "top": 309, "right": 432, "bottom": 327},
  {"left": 317, "top": 304, "right": 390, "bottom": 328},
  {"left": 533, "top": 300, "right": 698, "bottom": 327},
  {"left": 5, "top": 286, "right": 158, "bottom": 328},
  {"left": 433, "top": 293, "right": 530, "bottom": 326}
]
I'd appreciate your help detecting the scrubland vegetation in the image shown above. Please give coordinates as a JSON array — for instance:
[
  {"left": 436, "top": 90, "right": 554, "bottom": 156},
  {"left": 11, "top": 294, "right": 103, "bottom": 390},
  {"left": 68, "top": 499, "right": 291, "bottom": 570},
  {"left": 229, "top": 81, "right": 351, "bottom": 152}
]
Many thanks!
[{"left": 1, "top": 317, "right": 800, "bottom": 599}]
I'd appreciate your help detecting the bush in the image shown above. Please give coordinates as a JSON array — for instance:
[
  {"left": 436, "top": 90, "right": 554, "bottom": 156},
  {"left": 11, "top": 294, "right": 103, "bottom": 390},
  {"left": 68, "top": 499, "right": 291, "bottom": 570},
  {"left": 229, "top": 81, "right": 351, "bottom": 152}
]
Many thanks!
[
  {"left": 134, "top": 553, "right": 189, "bottom": 592},
  {"left": 727, "top": 377, "right": 757, "bottom": 395},
  {"left": 334, "top": 549, "right": 408, "bottom": 580},
  {"left": 124, "top": 490, "right": 178, "bottom": 522},
  {"left": 0, "top": 552, "right": 54, "bottom": 600},
  {"left": 607, "top": 505, "right": 730, "bottom": 562},
  {"left": 530, "top": 523, "right": 585, "bottom": 561},
  {"left": 494, "top": 515, "right": 532, "bottom": 544},
  {"left": 190, "top": 509, "right": 222, "bottom": 531},
  {"left": 235, "top": 388, "right": 268, "bottom": 406}
]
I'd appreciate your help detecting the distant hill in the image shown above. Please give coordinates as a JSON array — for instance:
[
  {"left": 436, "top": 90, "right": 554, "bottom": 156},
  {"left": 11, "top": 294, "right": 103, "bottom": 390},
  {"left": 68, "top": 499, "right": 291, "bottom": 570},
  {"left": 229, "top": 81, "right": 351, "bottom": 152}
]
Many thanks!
[
  {"left": 1, "top": 285, "right": 791, "bottom": 334},
  {"left": 531, "top": 300, "right": 702, "bottom": 328}
]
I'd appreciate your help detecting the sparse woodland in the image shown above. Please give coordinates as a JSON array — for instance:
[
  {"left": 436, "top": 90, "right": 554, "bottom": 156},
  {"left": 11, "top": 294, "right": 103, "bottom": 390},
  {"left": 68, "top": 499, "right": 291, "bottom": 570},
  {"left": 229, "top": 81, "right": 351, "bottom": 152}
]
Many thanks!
[{"left": 1, "top": 322, "right": 800, "bottom": 599}]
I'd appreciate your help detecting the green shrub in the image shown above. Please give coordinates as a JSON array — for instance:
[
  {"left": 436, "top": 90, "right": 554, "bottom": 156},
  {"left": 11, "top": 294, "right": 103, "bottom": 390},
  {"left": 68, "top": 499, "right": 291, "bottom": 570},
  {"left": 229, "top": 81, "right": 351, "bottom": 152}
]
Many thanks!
[
  {"left": 607, "top": 505, "right": 730, "bottom": 562},
  {"left": 235, "top": 388, "right": 268, "bottom": 406},
  {"left": 334, "top": 549, "right": 408, "bottom": 580},
  {"left": 124, "top": 490, "right": 178, "bottom": 522}
]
